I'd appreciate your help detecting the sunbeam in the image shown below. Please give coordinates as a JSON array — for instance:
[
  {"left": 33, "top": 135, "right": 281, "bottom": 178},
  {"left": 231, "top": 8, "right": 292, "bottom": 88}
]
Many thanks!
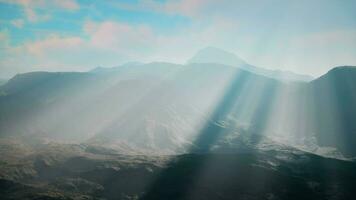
[{"left": 1, "top": 1, "right": 356, "bottom": 200}]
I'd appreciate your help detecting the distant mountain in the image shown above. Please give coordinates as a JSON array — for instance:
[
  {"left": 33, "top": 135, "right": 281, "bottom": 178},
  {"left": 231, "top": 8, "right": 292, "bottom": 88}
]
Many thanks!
[
  {"left": 0, "top": 61, "right": 355, "bottom": 158},
  {"left": 188, "top": 47, "right": 313, "bottom": 82},
  {"left": 1, "top": 60, "right": 356, "bottom": 200},
  {"left": 188, "top": 46, "right": 246, "bottom": 67},
  {"left": 90, "top": 61, "right": 144, "bottom": 73}
]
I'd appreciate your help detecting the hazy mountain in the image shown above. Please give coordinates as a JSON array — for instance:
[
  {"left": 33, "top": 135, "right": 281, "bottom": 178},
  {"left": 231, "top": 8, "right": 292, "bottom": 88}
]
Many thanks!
[
  {"left": 188, "top": 46, "right": 247, "bottom": 67},
  {"left": 309, "top": 66, "right": 356, "bottom": 157},
  {"left": 90, "top": 62, "right": 145, "bottom": 73},
  {"left": 1, "top": 58, "right": 356, "bottom": 200},
  {"left": 0, "top": 78, "right": 7, "bottom": 87},
  {"left": 0, "top": 63, "right": 287, "bottom": 154},
  {"left": 188, "top": 47, "right": 313, "bottom": 82},
  {"left": 0, "top": 61, "right": 355, "bottom": 158}
]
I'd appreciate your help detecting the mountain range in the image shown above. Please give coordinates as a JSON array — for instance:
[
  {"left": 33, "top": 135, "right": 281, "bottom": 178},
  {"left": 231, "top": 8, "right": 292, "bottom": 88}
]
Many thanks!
[
  {"left": 0, "top": 47, "right": 356, "bottom": 199},
  {"left": 0, "top": 48, "right": 355, "bottom": 157}
]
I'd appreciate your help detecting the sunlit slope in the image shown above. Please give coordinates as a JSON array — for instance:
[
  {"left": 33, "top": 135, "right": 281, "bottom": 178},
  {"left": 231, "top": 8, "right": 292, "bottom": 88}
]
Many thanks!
[
  {"left": 0, "top": 63, "right": 285, "bottom": 153},
  {"left": 0, "top": 63, "right": 355, "bottom": 157},
  {"left": 0, "top": 63, "right": 182, "bottom": 141}
]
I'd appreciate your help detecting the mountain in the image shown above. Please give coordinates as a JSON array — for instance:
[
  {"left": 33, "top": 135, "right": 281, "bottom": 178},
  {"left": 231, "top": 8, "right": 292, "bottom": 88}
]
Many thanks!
[
  {"left": 0, "top": 62, "right": 355, "bottom": 158},
  {"left": 188, "top": 46, "right": 246, "bottom": 67},
  {"left": 1, "top": 60, "right": 356, "bottom": 199},
  {"left": 0, "top": 62, "right": 294, "bottom": 155},
  {"left": 90, "top": 62, "right": 144, "bottom": 73},
  {"left": 0, "top": 78, "right": 7, "bottom": 86},
  {"left": 308, "top": 66, "right": 356, "bottom": 157},
  {"left": 188, "top": 47, "right": 313, "bottom": 82}
]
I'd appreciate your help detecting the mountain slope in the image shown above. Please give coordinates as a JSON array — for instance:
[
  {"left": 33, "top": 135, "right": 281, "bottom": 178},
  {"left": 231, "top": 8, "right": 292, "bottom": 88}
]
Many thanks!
[
  {"left": 0, "top": 63, "right": 355, "bottom": 158},
  {"left": 309, "top": 66, "right": 356, "bottom": 157},
  {"left": 0, "top": 63, "right": 285, "bottom": 154},
  {"left": 1, "top": 63, "right": 356, "bottom": 200}
]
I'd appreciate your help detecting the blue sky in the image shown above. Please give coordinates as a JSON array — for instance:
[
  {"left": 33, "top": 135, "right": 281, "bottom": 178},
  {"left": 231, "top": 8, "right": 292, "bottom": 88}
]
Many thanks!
[{"left": 0, "top": 0, "right": 356, "bottom": 78}]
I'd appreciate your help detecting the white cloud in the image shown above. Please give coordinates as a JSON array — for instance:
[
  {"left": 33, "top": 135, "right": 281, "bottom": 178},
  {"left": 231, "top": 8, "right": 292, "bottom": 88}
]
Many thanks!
[
  {"left": 24, "top": 34, "right": 84, "bottom": 56},
  {"left": 83, "top": 21, "right": 154, "bottom": 55},
  {"left": 113, "top": 0, "right": 208, "bottom": 18},
  {"left": 1, "top": 15, "right": 355, "bottom": 78},
  {"left": 0, "top": 0, "right": 79, "bottom": 23},
  {"left": 0, "top": 20, "right": 157, "bottom": 77},
  {"left": 0, "top": 29, "right": 10, "bottom": 49},
  {"left": 23, "top": 6, "right": 51, "bottom": 22},
  {"left": 1, "top": 0, "right": 80, "bottom": 10},
  {"left": 53, "top": 0, "right": 80, "bottom": 10},
  {"left": 242, "top": 30, "right": 356, "bottom": 76},
  {"left": 0, "top": 19, "right": 207, "bottom": 77},
  {"left": 10, "top": 19, "right": 25, "bottom": 28}
]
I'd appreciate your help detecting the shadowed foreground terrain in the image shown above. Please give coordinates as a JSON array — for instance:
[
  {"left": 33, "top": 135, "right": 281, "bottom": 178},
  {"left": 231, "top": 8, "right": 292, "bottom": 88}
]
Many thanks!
[{"left": 1, "top": 137, "right": 356, "bottom": 200}]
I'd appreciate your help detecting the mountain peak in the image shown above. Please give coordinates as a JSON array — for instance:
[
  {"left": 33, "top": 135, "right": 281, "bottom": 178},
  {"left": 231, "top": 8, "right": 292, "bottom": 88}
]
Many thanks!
[
  {"left": 187, "top": 47, "right": 246, "bottom": 67},
  {"left": 187, "top": 47, "right": 313, "bottom": 82}
]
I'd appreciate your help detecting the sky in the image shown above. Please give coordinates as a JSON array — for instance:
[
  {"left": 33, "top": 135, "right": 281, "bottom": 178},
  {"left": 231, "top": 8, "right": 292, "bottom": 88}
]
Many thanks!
[{"left": 0, "top": 0, "right": 356, "bottom": 78}]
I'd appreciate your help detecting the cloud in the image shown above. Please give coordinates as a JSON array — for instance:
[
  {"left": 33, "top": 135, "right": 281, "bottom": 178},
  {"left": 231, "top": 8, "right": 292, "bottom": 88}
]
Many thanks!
[
  {"left": 0, "top": 18, "right": 219, "bottom": 77},
  {"left": 0, "top": 20, "right": 158, "bottom": 77},
  {"left": 1, "top": 0, "right": 80, "bottom": 10},
  {"left": 243, "top": 29, "right": 356, "bottom": 76},
  {"left": 1, "top": 14, "right": 355, "bottom": 78},
  {"left": 83, "top": 21, "right": 154, "bottom": 55},
  {"left": 24, "top": 34, "right": 84, "bottom": 56},
  {"left": 113, "top": 0, "right": 207, "bottom": 18},
  {"left": 52, "top": 0, "right": 80, "bottom": 10},
  {"left": 289, "top": 30, "right": 356, "bottom": 75},
  {"left": 163, "top": 0, "right": 217, "bottom": 17},
  {"left": 10, "top": 19, "right": 25, "bottom": 28},
  {"left": 293, "top": 30, "right": 356, "bottom": 48},
  {"left": 0, "top": 29, "right": 10, "bottom": 48},
  {"left": 0, "top": 0, "right": 79, "bottom": 23},
  {"left": 23, "top": 6, "right": 51, "bottom": 22},
  {"left": 0, "top": 34, "right": 84, "bottom": 78},
  {"left": 17, "top": 20, "right": 155, "bottom": 61}
]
